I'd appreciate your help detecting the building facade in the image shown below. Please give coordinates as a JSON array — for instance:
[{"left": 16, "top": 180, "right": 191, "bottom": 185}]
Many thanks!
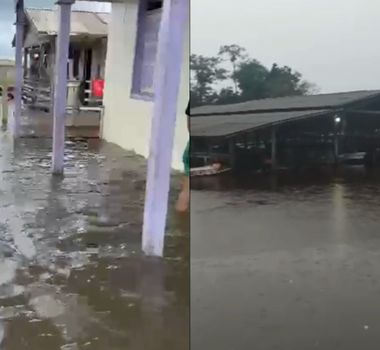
[{"left": 102, "top": 0, "right": 189, "bottom": 170}]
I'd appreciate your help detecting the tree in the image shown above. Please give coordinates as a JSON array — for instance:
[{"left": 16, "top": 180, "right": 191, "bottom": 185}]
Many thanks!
[
  {"left": 263, "top": 64, "right": 307, "bottom": 98},
  {"left": 190, "top": 54, "right": 226, "bottom": 107},
  {"left": 218, "top": 44, "right": 248, "bottom": 93},
  {"left": 215, "top": 87, "right": 240, "bottom": 105},
  {"left": 233, "top": 59, "right": 269, "bottom": 101},
  {"left": 190, "top": 44, "right": 318, "bottom": 107}
]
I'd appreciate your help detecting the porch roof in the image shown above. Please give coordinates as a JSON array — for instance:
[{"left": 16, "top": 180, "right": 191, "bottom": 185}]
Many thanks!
[{"left": 25, "top": 8, "right": 109, "bottom": 37}]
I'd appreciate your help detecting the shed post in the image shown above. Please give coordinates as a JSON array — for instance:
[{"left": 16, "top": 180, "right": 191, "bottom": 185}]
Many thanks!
[
  {"left": 51, "top": 0, "right": 74, "bottom": 175},
  {"left": 14, "top": 0, "right": 25, "bottom": 135},
  {"left": 142, "top": 0, "right": 189, "bottom": 257},
  {"left": 271, "top": 126, "right": 277, "bottom": 169},
  {"left": 333, "top": 114, "right": 341, "bottom": 164},
  {"left": 228, "top": 137, "right": 236, "bottom": 169}
]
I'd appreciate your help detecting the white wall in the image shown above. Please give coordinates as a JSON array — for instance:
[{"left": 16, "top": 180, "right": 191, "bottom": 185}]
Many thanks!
[
  {"left": 102, "top": 1, "right": 189, "bottom": 171},
  {"left": 72, "top": 1, "right": 111, "bottom": 13}
]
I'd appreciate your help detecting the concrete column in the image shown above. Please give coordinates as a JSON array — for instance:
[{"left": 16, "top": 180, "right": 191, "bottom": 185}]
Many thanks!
[
  {"left": 271, "top": 126, "right": 277, "bottom": 169},
  {"left": 49, "top": 40, "right": 56, "bottom": 111},
  {"left": 52, "top": 0, "right": 74, "bottom": 175},
  {"left": 14, "top": 0, "right": 25, "bottom": 136},
  {"left": 142, "top": 0, "right": 189, "bottom": 257},
  {"left": 1, "top": 84, "right": 8, "bottom": 127}
]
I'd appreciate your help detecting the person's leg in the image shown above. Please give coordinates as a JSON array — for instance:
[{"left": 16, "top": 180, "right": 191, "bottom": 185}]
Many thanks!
[
  {"left": 176, "top": 141, "right": 190, "bottom": 212},
  {"left": 176, "top": 176, "right": 189, "bottom": 212}
]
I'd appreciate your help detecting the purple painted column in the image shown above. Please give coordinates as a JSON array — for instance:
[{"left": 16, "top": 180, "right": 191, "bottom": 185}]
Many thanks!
[
  {"left": 14, "top": 0, "right": 25, "bottom": 137},
  {"left": 142, "top": 0, "right": 189, "bottom": 257},
  {"left": 52, "top": 0, "right": 74, "bottom": 175}
]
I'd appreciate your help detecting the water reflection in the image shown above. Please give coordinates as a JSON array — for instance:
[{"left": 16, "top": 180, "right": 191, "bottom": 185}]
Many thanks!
[
  {"left": 0, "top": 134, "right": 189, "bottom": 349},
  {"left": 191, "top": 166, "right": 380, "bottom": 350}
]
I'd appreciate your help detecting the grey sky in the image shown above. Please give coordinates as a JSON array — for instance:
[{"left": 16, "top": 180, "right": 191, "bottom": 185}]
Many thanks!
[{"left": 191, "top": 0, "right": 380, "bottom": 93}]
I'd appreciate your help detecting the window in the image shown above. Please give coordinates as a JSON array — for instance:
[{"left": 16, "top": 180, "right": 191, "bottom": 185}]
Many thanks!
[
  {"left": 132, "top": 0, "right": 163, "bottom": 99},
  {"left": 68, "top": 44, "right": 81, "bottom": 80}
]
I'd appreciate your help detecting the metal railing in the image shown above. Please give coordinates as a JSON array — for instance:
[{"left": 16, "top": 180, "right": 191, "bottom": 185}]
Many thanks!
[
  {"left": 23, "top": 77, "right": 52, "bottom": 110},
  {"left": 22, "top": 78, "right": 104, "bottom": 112}
]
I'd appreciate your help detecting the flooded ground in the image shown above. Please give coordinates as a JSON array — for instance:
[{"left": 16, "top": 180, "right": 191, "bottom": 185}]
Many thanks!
[
  {"left": 0, "top": 131, "right": 189, "bottom": 350},
  {"left": 191, "top": 168, "right": 380, "bottom": 350}
]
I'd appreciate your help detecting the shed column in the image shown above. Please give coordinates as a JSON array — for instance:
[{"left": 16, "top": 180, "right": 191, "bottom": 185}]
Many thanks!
[
  {"left": 52, "top": 0, "right": 74, "bottom": 175},
  {"left": 333, "top": 114, "right": 341, "bottom": 164},
  {"left": 228, "top": 138, "right": 236, "bottom": 169},
  {"left": 271, "top": 126, "right": 277, "bottom": 169},
  {"left": 142, "top": 0, "right": 189, "bottom": 257},
  {"left": 14, "top": 0, "right": 25, "bottom": 135}
]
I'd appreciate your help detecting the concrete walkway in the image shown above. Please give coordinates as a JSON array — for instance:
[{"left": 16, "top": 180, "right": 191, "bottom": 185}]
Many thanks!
[{"left": 0, "top": 131, "right": 189, "bottom": 350}]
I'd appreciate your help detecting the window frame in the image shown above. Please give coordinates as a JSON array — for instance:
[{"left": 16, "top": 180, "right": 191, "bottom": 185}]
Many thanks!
[{"left": 131, "top": 0, "right": 163, "bottom": 101}]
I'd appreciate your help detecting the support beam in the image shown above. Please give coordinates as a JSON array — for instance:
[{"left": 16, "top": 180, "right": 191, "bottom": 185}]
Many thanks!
[
  {"left": 142, "top": 0, "right": 189, "bottom": 257},
  {"left": 228, "top": 138, "right": 236, "bottom": 169},
  {"left": 1, "top": 84, "right": 8, "bottom": 127},
  {"left": 334, "top": 136, "right": 339, "bottom": 163},
  {"left": 346, "top": 109, "right": 380, "bottom": 116},
  {"left": 51, "top": 0, "right": 74, "bottom": 175},
  {"left": 14, "top": 0, "right": 25, "bottom": 136},
  {"left": 271, "top": 127, "right": 277, "bottom": 169},
  {"left": 333, "top": 114, "right": 341, "bottom": 164}
]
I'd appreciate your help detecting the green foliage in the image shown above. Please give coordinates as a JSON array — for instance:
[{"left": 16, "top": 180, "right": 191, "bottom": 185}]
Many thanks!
[
  {"left": 190, "top": 54, "right": 227, "bottom": 107},
  {"left": 190, "top": 45, "right": 318, "bottom": 107}
]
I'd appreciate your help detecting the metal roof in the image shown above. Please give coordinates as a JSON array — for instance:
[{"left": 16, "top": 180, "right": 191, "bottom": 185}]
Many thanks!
[
  {"left": 25, "top": 8, "right": 109, "bottom": 36},
  {"left": 191, "top": 90, "right": 380, "bottom": 116},
  {"left": 191, "top": 110, "right": 331, "bottom": 137},
  {"left": 190, "top": 90, "right": 380, "bottom": 138}
]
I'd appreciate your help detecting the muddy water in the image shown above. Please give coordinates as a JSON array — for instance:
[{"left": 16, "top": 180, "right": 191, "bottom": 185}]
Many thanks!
[
  {"left": 0, "top": 132, "right": 189, "bottom": 350},
  {"left": 191, "top": 168, "right": 380, "bottom": 350}
]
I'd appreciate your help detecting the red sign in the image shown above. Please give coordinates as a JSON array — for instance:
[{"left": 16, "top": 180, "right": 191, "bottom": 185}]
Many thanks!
[{"left": 92, "top": 79, "right": 104, "bottom": 98}]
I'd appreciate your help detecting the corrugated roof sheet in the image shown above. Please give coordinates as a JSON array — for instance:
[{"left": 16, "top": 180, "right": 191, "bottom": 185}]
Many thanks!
[
  {"left": 26, "top": 8, "right": 109, "bottom": 36},
  {"left": 191, "top": 90, "right": 380, "bottom": 116},
  {"left": 191, "top": 110, "right": 331, "bottom": 137}
]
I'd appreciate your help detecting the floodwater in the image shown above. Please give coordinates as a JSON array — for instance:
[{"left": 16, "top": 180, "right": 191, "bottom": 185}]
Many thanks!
[
  {"left": 0, "top": 131, "right": 189, "bottom": 350},
  {"left": 191, "top": 168, "right": 380, "bottom": 349}
]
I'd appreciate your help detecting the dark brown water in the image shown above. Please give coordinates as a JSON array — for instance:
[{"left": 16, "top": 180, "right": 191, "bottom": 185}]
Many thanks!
[
  {"left": 0, "top": 132, "right": 189, "bottom": 350},
  {"left": 191, "top": 168, "right": 380, "bottom": 350}
]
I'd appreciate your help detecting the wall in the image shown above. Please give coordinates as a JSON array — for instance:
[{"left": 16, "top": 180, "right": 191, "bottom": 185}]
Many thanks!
[{"left": 102, "top": 1, "right": 189, "bottom": 171}]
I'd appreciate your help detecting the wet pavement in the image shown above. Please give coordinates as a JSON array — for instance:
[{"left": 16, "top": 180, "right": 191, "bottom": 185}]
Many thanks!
[
  {"left": 0, "top": 131, "right": 189, "bottom": 350},
  {"left": 191, "top": 168, "right": 380, "bottom": 350}
]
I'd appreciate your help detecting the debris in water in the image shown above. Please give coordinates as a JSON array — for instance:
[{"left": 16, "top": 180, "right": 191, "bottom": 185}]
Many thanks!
[
  {"left": 29, "top": 295, "right": 65, "bottom": 319},
  {"left": 86, "top": 243, "right": 99, "bottom": 255},
  {"left": 29, "top": 318, "right": 42, "bottom": 323},
  {"left": 61, "top": 343, "right": 78, "bottom": 350}
]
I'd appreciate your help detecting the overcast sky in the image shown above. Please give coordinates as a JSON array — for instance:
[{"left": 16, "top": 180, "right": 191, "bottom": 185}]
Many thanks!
[{"left": 191, "top": 0, "right": 380, "bottom": 93}]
